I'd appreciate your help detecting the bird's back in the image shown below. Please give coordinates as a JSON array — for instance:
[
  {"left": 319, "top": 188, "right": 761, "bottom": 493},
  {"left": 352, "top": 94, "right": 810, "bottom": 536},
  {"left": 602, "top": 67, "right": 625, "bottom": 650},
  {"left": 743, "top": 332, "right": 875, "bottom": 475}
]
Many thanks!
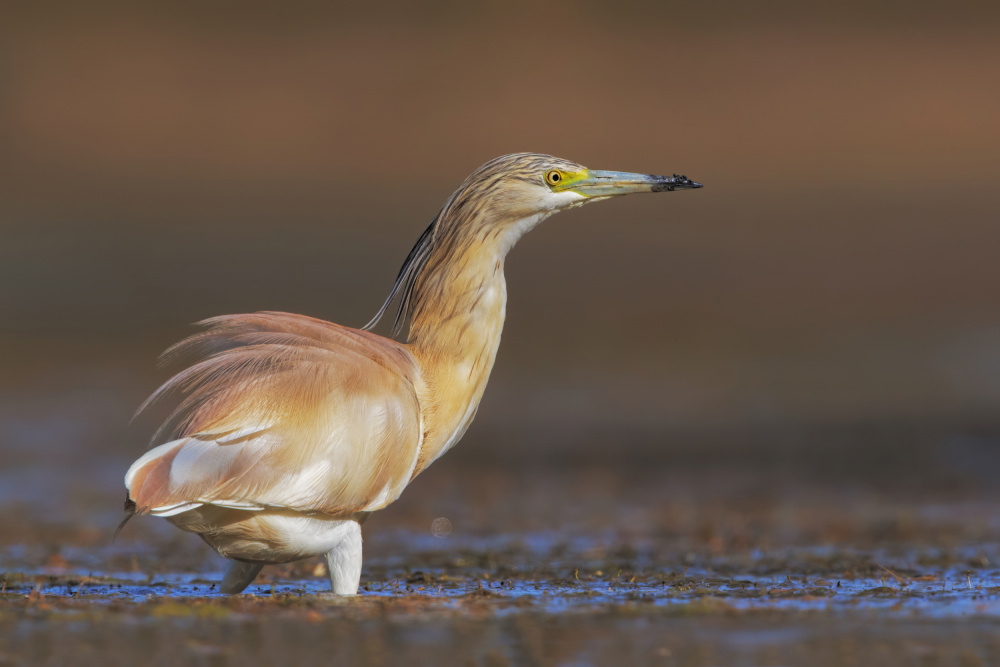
[{"left": 126, "top": 312, "right": 424, "bottom": 525}]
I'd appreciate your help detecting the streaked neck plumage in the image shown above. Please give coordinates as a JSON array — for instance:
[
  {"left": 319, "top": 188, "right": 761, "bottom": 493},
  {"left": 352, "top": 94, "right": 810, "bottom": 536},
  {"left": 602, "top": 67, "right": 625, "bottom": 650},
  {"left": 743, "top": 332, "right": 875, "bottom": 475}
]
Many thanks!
[{"left": 403, "top": 208, "right": 549, "bottom": 475}]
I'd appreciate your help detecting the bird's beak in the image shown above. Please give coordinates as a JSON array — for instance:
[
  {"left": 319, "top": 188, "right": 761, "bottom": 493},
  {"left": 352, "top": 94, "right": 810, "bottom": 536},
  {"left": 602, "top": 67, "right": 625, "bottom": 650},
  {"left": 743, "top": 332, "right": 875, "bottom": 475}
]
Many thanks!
[{"left": 560, "top": 170, "right": 703, "bottom": 198}]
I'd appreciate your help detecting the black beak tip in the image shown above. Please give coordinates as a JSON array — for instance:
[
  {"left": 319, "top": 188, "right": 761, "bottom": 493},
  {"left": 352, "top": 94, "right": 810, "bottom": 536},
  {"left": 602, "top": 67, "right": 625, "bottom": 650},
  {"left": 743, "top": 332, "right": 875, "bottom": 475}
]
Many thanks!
[
  {"left": 673, "top": 173, "right": 703, "bottom": 189},
  {"left": 651, "top": 174, "right": 703, "bottom": 192}
]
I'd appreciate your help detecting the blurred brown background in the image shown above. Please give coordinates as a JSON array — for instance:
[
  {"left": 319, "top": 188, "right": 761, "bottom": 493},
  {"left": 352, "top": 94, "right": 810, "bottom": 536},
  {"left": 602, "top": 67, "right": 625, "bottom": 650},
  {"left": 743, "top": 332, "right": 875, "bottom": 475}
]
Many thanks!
[{"left": 1, "top": 2, "right": 1000, "bottom": 522}]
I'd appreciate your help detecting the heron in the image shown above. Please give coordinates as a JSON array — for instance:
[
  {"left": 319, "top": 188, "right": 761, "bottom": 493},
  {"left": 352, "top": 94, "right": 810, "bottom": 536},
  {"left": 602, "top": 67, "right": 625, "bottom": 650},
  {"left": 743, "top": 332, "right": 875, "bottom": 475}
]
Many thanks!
[{"left": 123, "top": 153, "right": 702, "bottom": 594}]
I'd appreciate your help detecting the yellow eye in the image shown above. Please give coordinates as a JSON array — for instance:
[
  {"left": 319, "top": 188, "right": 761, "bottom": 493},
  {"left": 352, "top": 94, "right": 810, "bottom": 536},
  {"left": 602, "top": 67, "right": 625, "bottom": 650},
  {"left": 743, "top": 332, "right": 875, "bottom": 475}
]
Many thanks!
[{"left": 545, "top": 170, "right": 563, "bottom": 186}]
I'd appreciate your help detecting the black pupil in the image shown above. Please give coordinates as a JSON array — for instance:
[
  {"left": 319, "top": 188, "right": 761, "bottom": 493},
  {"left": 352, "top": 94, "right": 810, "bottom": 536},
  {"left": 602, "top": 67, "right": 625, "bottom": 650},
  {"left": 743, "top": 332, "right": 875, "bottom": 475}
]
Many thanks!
[{"left": 551, "top": 173, "right": 560, "bottom": 182}]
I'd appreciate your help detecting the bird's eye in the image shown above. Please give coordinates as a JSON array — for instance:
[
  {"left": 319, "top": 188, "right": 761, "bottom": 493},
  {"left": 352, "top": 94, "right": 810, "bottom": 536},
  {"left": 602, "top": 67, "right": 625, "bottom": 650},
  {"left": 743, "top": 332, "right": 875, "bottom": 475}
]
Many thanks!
[{"left": 545, "top": 170, "right": 563, "bottom": 186}]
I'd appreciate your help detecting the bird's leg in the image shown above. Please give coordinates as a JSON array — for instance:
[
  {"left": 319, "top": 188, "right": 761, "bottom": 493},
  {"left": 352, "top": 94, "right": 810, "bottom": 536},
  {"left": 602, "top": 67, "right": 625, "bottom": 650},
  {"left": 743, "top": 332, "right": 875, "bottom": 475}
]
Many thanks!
[
  {"left": 220, "top": 560, "right": 264, "bottom": 594},
  {"left": 325, "top": 520, "right": 363, "bottom": 595}
]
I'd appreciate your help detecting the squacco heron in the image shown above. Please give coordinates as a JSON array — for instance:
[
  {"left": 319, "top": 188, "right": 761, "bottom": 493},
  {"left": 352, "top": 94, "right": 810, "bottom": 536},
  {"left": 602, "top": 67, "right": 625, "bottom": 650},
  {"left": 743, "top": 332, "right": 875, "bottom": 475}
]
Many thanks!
[{"left": 123, "top": 153, "right": 702, "bottom": 594}]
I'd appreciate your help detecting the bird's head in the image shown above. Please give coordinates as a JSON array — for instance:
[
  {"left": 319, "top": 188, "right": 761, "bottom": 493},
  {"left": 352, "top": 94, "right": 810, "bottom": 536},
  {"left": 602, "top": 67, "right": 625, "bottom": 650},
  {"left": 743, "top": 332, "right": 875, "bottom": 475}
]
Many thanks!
[
  {"left": 365, "top": 153, "right": 702, "bottom": 334},
  {"left": 440, "top": 153, "right": 702, "bottom": 247}
]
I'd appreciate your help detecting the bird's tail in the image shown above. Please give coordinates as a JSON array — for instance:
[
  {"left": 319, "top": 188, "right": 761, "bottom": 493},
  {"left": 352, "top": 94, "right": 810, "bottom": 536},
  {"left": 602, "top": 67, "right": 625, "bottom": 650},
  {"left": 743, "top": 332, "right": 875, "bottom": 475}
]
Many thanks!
[{"left": 113, "top": 493, "right": 138, "bottom": 543}]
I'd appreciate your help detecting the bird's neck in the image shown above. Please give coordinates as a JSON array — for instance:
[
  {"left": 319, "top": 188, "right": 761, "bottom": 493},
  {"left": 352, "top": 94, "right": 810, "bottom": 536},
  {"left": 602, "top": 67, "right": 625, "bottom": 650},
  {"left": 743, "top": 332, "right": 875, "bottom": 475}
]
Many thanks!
[{"left": 405, "top": 237, "right": 510, "bottom": 475}]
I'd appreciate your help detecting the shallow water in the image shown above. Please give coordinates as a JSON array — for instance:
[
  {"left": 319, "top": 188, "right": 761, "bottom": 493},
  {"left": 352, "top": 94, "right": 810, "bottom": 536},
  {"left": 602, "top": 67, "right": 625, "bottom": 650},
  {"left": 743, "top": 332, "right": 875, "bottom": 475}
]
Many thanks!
[
  {"left": 6, "top": 526, "right": 1000, "bottom": 615},
  {"left": 5, "top": 535, "right": 1000, "bottom": 666},
  {"left": 7, "top": 558, "right": 1000, "bottom": 619}
]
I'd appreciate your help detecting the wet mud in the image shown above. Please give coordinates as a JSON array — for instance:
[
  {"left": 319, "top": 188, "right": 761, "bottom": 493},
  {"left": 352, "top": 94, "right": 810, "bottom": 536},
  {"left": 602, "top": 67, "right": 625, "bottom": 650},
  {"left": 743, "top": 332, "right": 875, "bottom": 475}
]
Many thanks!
[{"left": 3, "top": 445, "right": 1000, "bottom": 666}]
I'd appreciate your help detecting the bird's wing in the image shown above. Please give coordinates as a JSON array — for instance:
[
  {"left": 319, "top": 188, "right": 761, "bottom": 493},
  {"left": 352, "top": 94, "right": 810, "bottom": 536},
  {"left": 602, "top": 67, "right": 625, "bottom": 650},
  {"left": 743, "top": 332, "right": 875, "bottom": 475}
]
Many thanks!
[{"left": 125, "top": 312, "right": 423, "bottom": 516}]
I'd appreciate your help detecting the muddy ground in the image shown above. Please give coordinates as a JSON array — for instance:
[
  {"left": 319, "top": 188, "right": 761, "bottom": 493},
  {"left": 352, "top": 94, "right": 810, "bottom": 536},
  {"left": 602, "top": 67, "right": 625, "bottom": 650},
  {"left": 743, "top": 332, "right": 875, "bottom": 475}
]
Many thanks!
[{"left": 3, "top": 430, "right": 1000, "bottom": 666}]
